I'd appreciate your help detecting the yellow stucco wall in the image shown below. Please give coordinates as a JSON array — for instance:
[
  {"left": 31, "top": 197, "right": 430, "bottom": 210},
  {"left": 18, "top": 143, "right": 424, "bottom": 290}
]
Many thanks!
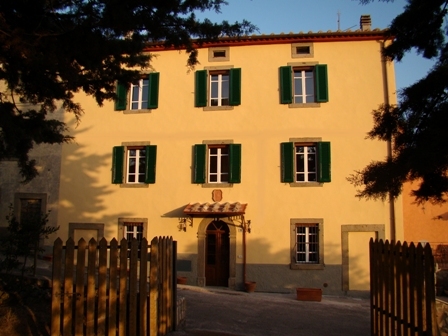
[{"left": 56, "top": 36, "right": 402, "bottom": 293}]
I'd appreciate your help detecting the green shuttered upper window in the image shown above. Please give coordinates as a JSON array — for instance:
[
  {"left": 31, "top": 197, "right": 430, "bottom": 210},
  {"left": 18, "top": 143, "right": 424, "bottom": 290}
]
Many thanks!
[
  {"left": 112, "top": 145, "right": 157, "bottom": 184},
  {"left": 281, "top": 142, "right": 331, "bottom": 183},
  {"left": 195, "top": 68, "right": 241, "bottom": 108},
  {"left": 193, "top": 143, "right": 241, "bottom": 184},
  {"left": 115, "top": 73, "right": 160, "bottom": 111},
  {"left": 279, "top": 65, "right": 328, "bottom": 104}
]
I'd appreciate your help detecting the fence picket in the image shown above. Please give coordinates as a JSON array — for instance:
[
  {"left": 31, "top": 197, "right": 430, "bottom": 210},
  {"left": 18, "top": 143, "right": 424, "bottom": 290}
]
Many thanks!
[
  {"left": 75, "top": 238, "right": 87, "bottom": 336},
  {"left": 139, "top": 238, "right": 149, "bottom": 336},
  {"left": 118, "top": 239, "right": 128, "bottom": 336},
  {"left": 51, "top": 238, "right": 63, "bottom": 336},
  {"left": 415, "top": 244, "right": 424, "bottom": 335},
  {"left": 86, "top": 238, "right": 97, "bottom": 335},
  {"left": 63, "top": 237, "right": 75, "bottom": 336},
  {"left": 129, "top": 238, "right": 139, "bottom": 336},
  {"left": 150, "top": 237, "right": 159, "bottom": 336},
  {"left": 108, "top": 238, "right": 119, "bottom": 336},
  {"left": 97, "top": 238, "right": 108, "bottom": 335}
]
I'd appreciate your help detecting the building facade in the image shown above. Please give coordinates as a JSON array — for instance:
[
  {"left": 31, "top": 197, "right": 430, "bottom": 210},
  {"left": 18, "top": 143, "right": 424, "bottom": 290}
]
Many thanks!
[{"left": 1, "top": 18, "right": 403, "bottom": 295}]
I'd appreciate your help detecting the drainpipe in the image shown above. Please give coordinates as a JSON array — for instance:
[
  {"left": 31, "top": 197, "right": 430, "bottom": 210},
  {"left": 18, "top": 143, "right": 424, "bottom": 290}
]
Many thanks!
[{"left": 381, "top": 40, "right": 396, "bottom": 242}]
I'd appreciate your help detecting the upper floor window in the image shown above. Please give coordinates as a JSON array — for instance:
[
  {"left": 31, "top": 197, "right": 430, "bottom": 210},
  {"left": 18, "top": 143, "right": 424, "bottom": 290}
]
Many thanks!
[
  {"left": 279, "top": 64, "right": 328, "bottom": 105},
  {"left": 115, "top": 73, "right": 160, "bottom": 112},
  {"left": 193, "top": 143, "right": 241, "bottom": 185},
  {"left": 112, "top": 144, "right": 157, "bottom": 186},
  {"left": 281, "top": 141, "right": 331, "bottom": 185},
  {"left": 195, "top": 68, "right": 241, "bottom": 109},
  {"left": 291, "top": 43, "right": 314, "bottom": 58}
]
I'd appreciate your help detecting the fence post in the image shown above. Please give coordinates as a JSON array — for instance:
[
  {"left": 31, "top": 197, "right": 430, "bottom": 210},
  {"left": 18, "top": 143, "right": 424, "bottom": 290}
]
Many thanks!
[{"left": 173, "top": 240, "right": 178, "bottom": 331}]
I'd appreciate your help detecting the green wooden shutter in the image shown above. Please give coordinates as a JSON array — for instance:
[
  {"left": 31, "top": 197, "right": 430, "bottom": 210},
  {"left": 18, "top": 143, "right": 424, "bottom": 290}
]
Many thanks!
[
  {"left": 112, "top": 146, "right": 124, "bottom": 184},
  {"left": 279, "top": 66, "right": 293, "bottom": 104},
  {"left": 317, "top": 142, "right": 331, "bottom": 182},
  {"left": 229, "top": 68, "right": 241, "bottom": 106},
  {"left": 315, "top": 64, "right": 329, "bottom": 102},
  {"left": 147, "top": 73, "right": 160, "bottom": 109},
  {"left": 228, "top": 144, "right": 241, "bottom": 183},
  {"left": 281, "top": 142, "right": 294, "bottom": 182},
  {"left": 115, "top": 82, "right": 127, "bottom": 110},
  {"left": 193, "top": 144, "right": 206, "bottom": 183},
  {"left": 144, "top": 145, "right": 157, "bottom": 184},
  {"left": 195, "top": 70, "right": 207, "bottom": 107}
]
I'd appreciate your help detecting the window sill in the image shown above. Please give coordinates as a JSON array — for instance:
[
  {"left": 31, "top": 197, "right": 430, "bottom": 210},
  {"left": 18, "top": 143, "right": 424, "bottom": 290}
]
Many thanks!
[
  {"left": 288, "top": 103, "right": 321, "bottom": 108},
  {"left": 289, "top": 182, "right": 323, "bottom": 188},
  {"left": 203, "top": 106, "right": 234, "bottom": 111},
  {"left": 119, "top": 184, "right": 149, "bottom": 188},
  {"left": 122, "top": 109, "right": 152, "bottom": 114},
  {"left": 290, "top": 263, "right": 324, "bottom": 270},
  {"left": 201, "top": 183, "right": 233, "bottom": 188}
]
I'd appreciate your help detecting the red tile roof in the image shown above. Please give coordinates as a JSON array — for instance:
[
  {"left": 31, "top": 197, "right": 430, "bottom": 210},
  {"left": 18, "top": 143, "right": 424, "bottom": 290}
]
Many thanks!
[{"left": 183, "top": 202, "right": 247, "bottom": 216}]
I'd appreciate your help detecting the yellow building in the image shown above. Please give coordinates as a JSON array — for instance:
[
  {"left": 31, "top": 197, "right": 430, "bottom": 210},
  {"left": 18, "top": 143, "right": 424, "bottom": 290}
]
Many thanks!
[{"left": 1, "top": 16, "right": 402, "bottom": 295}]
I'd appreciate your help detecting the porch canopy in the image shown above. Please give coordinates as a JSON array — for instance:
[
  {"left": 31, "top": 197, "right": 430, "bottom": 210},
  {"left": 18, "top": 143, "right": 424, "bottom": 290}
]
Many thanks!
[{"left": 183, "top": 202, "right": 247, "bottom": 217}]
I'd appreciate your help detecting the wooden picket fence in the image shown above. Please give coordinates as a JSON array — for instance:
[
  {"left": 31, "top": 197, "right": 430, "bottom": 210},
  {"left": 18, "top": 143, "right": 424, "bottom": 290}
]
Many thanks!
[
  {"left": 51, "top": 236, "right": 176, "bottom": 336},
  {"left": 370, "top": 239, "right": 438, "bottom": 336}
]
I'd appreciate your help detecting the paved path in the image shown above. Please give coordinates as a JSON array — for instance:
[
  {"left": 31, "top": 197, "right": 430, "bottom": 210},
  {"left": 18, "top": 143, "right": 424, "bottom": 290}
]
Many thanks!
[{"left": 169, "top": 286, "right": 371, "bottom": 336}]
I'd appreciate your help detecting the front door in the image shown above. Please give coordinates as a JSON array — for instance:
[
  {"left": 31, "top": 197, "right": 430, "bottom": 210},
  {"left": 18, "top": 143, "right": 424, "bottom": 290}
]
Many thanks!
[{"left": 205, "top": 221, "right": 230, "bottom": 286}]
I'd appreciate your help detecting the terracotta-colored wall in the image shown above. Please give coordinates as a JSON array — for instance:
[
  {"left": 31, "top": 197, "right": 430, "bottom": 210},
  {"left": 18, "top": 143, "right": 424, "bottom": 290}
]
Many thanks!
[{"left": 403, "top": 181, "right": 448, "bottom": 244}]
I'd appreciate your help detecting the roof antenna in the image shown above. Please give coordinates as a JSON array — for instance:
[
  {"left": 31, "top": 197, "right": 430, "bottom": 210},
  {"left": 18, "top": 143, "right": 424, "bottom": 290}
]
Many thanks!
[{"left": 337, "top": 10, "right": 341, "bottom": 31}]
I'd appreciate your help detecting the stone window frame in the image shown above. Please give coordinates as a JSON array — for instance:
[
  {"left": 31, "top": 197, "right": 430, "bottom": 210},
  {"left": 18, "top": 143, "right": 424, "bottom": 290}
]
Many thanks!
[
  {"left": 14, "top": 193, "right": 47, "bottom": 223},
  {"left": 290, "top": 218, "right": 324, "bottom": 270},
  {"left": 208, "top": 47, "right": 230, "bottom": 62},
  {"left": 291, "top": 43, "right": 314, "bottom": 58}
]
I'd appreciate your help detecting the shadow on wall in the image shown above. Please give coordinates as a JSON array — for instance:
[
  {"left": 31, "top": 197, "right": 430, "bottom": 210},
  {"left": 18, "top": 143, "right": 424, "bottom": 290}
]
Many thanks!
[{"left": 58, "top": 120, "right": 134, "bottom": 241}]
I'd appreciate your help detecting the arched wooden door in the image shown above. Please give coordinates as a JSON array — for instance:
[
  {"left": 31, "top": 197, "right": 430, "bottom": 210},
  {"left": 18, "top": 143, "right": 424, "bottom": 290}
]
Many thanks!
[{"left": 205, "top": 220, "right": 230, "bottom": 286}]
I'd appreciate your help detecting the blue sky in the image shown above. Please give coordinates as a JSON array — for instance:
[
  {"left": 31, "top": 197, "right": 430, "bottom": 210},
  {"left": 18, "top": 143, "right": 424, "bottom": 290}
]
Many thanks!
[{"left": 196, "top": 0, "right": 436, "bottom": 92}]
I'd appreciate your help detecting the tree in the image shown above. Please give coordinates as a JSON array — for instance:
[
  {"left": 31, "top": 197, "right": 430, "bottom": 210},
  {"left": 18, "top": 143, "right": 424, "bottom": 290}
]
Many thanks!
[
  {"left": 0, "top": 0, "right": 255, "bottom": 182},
  {"left": 349, "top": 0, "right": 448, "bottom": 204}
]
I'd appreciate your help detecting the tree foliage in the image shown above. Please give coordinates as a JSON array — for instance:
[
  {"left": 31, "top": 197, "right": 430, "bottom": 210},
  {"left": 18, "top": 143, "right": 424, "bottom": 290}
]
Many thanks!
[
  {"left": 0, "top": 0, "right": 256, "bottom": 182},
  {"left": 350, "top": 0, "right": 448, "bottom": 204}
]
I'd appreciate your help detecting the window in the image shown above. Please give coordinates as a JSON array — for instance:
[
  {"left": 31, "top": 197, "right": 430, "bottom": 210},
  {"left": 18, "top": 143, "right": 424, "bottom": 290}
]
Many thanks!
[
  {"left": 115, "top": 73, "right": 160, "bottom": 111},
  {"left": 193, "top": 142, "right": 241, "bottom": 185},
  {"left": 118, "top": 218, "right": 147, "bottom": 258},
  {"left": 195, "top": 68, "right": 241, "bottom": 108},
  {"left": 112, "top": 144, "right": 157, "bottom": 185},
  {"left": 118, "top": 218, "right": 147, "bottom": 242},
  {"left": 291, "top": 43, "right": 314, "bottom": 58},
  {"left": 281, "top": 140, "right": 331, "bottom": 184},
  {"left": 279, "top": 64, "right": 328, "bottom": 105},
  {"left": 208, "top": 47, "right": 230, "bottom": 62},
  {"left": 290, "top": 219, "right": 324, "bottom": 270},
  {"left": 14, "top": 193, "right": 47, "bottom": 224}
]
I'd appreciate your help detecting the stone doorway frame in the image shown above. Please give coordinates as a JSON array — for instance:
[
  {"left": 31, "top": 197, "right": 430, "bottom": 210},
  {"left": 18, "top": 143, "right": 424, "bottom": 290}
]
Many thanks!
[
  {"left": 197, "top": 217, "right": 237, "bottom": 288},
  {"left": 341, "top": 224, "right": 385, "bottom": 291}
]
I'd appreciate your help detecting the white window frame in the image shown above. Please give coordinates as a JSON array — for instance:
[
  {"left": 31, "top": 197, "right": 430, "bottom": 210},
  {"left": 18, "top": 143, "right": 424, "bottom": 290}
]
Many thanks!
[
  {"left": 118, "top": 217, "right": 148, "bottom": 242},
  {"left": 126, "top": 147, "right": 146, "bottom": 184},
  {"left": 295, "top": 224, "right": 319, "bottom": 263},
  {"left": 293, "top": 68, "right": 315, "bottom": 104},
  {"left": 295, "top": 143, "right": 317, "bottom": 182},
  {"left": 209, "top": 71, "right": 230, "bottom": 107},
  {"left": 290, "top": 218, "right": 324, "bottom": 270},
  {"left": 208, "top": 145, "right": 229, "bottom": 183},
  {"left": 130, "top": 78, "right": 149, "bottom": 110}
]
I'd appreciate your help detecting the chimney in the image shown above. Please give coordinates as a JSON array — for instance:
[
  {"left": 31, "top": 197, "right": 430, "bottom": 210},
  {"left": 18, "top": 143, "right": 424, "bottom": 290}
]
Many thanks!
[{"left": 360, "top": 15, "right": 371, "bottom": 31}]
